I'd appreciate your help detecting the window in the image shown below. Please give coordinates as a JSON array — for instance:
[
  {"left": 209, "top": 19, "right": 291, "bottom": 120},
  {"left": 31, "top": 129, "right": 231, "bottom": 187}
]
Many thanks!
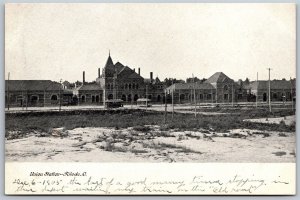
[
  {"left": 224, "top": 85, "right": 228, "bottom": 91},
  {"left": 81, "top": 95, "right": 86, "bottom": 102},
  {"left": 224, "top": 94, "right": 229, "bottom": 100},
  {"left": 51, "top": 95, "right": 58, "bottom": 101}
]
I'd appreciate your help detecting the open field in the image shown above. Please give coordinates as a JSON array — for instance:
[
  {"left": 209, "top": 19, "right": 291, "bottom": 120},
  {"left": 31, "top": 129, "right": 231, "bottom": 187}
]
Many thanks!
[{"left": 5, "top": 108, "right": 296, "bottom": 162}]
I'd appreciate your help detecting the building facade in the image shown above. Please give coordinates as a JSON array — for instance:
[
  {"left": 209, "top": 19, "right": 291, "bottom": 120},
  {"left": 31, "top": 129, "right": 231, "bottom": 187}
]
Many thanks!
[
  {"left": 5, "top": 80, "right": 72, "bottom": 107},
  {"left": 165, "top": 72, "right": 248, "bottom": 104}
]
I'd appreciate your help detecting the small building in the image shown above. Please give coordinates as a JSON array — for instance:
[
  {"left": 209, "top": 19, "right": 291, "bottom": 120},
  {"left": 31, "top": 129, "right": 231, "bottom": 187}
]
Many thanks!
[
  {"left": 248, "top": 80, "right": 295, "bottom": 102},
  {"left": 165, "top": 72, "right": 248, "bottom": 104},
  {"left": 5, "top": 80, "right": 72, "bottom": 107},
  {"left": 73, "top": 83, "right": 103, "bottom": 104}
]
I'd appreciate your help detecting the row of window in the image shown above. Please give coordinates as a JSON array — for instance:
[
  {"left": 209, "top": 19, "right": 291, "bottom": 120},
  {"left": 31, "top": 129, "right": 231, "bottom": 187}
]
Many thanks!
[
  {"left": 7, "top": 94, "right": 60, "bottom": 102},
  {"left": 106, "top": 83, "right": 140, "bottom": 90}
]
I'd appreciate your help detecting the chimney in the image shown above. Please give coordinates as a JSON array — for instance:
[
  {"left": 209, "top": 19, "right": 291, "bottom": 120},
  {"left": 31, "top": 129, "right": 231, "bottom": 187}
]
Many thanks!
[
  {"left": 150, "top": 72, "right": 153, "bottom": 83},
  {"left": 133, "top": 68, "right": 135, "bottom": 72},
  {"left": 83, "top": 71, "right": 85, "bottom": 85},
  {"left": 138, "top": 68, "right": 140, "bottom": 75},
  {"left": 98, "top": 68, "right": 100, "bottom": 78}
]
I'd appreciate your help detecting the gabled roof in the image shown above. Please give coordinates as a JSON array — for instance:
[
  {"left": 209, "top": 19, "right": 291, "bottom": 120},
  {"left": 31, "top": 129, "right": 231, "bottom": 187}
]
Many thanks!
[
  {"left": 5, "top": 80, "right": 62, "bottom": 91},
  {"left": 166, "top": 82, "right": 215, "bottom": 91},
  {"left": 153, "top": 77, "right": 161, "bottom": 84},
  {"left": 75, "top": 83, "right": 102, "bottom": 91},
  {"left": 115, "top": 62, "right": 125, "bottom": 73},
  {"left": 249, "top": 80, "right": 295, "bottom": 90},
  {"left": 128, "top": 72, "right": 143, "bottom": 79},
  {"left": 205, "top": 72, "right": 233, "bottom": 83}
]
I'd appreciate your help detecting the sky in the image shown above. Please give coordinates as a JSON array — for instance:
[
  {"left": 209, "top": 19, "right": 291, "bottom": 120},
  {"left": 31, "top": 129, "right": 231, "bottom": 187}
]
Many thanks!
[{"left": 5, "top": 3, "right": 296, "bottom": 83}]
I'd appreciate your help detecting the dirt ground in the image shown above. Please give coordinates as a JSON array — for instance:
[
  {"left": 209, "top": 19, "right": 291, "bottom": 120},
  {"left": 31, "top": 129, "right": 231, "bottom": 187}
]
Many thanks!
[{"left": 5, "top": 115, "right": 296, "bottom": 163}]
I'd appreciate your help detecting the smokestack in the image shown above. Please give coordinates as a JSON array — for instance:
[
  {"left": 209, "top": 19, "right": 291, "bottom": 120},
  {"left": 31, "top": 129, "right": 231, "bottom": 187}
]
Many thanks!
[
  {"left": 150, "top": 72, "right": 153, "bottom": 83},
  {"left": 138, "top": 68, "right": 140, "bottom": 75},
  {"left": 83, "top": 71, "right": 85, "bottom": 85},
  {"left": 98, "top": 68, "right": 100, "bottom": 78}
]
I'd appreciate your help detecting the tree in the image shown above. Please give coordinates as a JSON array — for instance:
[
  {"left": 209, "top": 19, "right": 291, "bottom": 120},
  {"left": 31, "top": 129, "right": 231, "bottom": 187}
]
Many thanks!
[
  {"left": 186, "top": 77, "right": 200, "bottom": 83},
  {"left": 244, "top": 78, "right": 250, "bottom": 85},
  {"left": 163, "top": 78, "right": 185, "bottom": 87}
]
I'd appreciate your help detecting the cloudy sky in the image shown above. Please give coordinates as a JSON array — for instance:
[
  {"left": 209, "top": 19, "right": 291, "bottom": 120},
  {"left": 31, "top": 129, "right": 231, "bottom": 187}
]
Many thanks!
[{"left": 5, "top": 3, "right": 295, "bottom": 82}]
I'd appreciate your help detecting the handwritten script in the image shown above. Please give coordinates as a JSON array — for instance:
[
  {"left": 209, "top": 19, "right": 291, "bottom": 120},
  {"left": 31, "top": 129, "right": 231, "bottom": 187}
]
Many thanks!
[{"left": 11, "top": 172, "right": 290, "bottom": 194}]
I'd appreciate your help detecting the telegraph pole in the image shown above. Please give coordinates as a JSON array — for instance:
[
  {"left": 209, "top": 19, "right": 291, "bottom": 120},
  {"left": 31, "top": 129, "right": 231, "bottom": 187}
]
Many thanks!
[
  {"left": 193, "top": 74, "right": 196, "bottom": 118},
  {"left": 256, "top": 72, "right": 258, "bottom": 108},
  {"left": 146, "top": 85, "right": 148, "bottom": 111},
  {"left": 171, "top": 80, "right": 174, "bottom": 120},
  {"left": 7, "top": 72, "right": 10, "bottom": 110},
  {"left": 290, "top": 77, "right": 294, "bottom": 112},
  {"left": 267, "top": 68, "right": 272, "bottom": 112},
  {"left": 59, "top": 79, "right": 62, "bottom": 111},
  {"left": 164, "top": 89, "right": 167, "bottom": 124},
  {"left": 231, "top": 82, "right": 234, "bottom": 107}
]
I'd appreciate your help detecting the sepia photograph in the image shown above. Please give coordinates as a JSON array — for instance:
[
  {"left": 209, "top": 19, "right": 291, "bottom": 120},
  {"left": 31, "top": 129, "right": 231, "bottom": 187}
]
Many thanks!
[{"left": 4, "top": 3, "right": 296, "bottom": 195}]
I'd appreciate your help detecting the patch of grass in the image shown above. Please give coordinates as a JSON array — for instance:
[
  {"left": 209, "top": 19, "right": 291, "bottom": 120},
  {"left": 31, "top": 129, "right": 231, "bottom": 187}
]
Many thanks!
[
  {"left": 5, "top": 108, "right": 295, "bottom": 140},
  {"left": 143, "top": 141, "right": 202, "bottom": 154},
  {"left": 272, "top": 151, "right": 286, "bottom": 156},
  {"left": 133, "top": 125, "right": 151, "bottom": 132},
  {"left": 278, "top": 133, "right": 287, "bottom": 137}
]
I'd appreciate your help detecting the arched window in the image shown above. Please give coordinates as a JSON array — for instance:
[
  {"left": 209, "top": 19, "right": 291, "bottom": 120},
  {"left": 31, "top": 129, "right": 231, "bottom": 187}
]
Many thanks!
[
  {"left": 134, "top": 94, "right": 139, "bottom": 101},
  {"left": 51, "top": 95, "right": 58, "bottom": 101},
  {"left": 81, "top": 95, "right": 86, "bottom": 102},
  {"left": 224, "top": 85, "right": 228, "bottom": 91},
  {"left": 132, "top": 83, "right": 135, "bottom": 89},
  {"left": 129, "top": 84, "right": 132, "bottom": 89},
  {"left": 136, "top": 84, "right": 139, "bottom": 89},
  {"left": 108, "top": 94, "right": 113, "bottom": 100},
  {"left": 121, "top": 94, "right": 126, "bottom": 101},
  {"left": 125, "top": 83, "right": 128, "bottom": 89},
  {"left": 157, "top": 95, "right": 161, "bottom": 102}
]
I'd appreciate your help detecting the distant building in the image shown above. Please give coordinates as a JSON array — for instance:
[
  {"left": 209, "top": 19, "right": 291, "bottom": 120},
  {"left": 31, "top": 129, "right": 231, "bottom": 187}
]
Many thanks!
[
  {"left": 247, "top": 80, "right": 296, "bottom": 102},
  {"left": 74, "top": 53, "right": 165, "bottom": 104},
  {"left": 5, "top": 80, "right": 72, "bottom": 107},
  {"left": 165, "top": 72, "right": 248, "bottom": 103}
]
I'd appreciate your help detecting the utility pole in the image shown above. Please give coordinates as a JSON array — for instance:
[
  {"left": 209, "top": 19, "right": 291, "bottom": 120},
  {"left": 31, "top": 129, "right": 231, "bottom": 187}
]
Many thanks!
[
  {"left": 231, "top": 82, "right": 234, "bottom": 107},
  {"left": 171, "top": 80, "right": 174, "bottom": 120},
  {"left": 256, "top": 72, "right": 258, "bottom": 108},
  {"left": 215, "top": 85, "right": 218, "bottom": 105},
  {"left": 193, "top": 74, "right": 196, "bottom": 118},
  {"left": 44, "top": 89, "right": 46, "bottom": 107},
  {"left": 146, "top": 85, "right": 148, "bottom": 111},
  {"left": 164, "top": 89, "right": 167, "bottom": 124},
  {"left": 267, "top": 68, "right": 272, "bottom": 112},
  {"left": 290, "top": 77, "right": 294, "bottom": 112},
  {"left": 59, "top": 79, "right": 62, "bottom": 111},
  {"left": 7, "top": 72, "right": 10, "bottom": 110}
]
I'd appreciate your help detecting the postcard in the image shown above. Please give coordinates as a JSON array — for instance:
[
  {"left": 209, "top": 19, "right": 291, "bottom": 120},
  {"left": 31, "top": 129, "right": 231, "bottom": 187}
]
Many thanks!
[{"left": 5, "top": 3, "right": 296, "bottom": 195}]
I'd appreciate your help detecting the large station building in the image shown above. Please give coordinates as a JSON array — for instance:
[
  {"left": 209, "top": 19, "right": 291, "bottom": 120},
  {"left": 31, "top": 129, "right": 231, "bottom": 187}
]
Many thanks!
[{"left": 5, "top": 53, "right": 296, "bottom": 107}]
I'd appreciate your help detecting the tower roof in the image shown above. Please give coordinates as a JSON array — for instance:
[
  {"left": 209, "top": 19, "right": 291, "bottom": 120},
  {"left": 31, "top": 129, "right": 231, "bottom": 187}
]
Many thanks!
[
  {"left": 205, "top": 72, "right": 233, "bottom": 83},
  {"left": 104, "top": 53, "right": 114, "bottom": 68}
]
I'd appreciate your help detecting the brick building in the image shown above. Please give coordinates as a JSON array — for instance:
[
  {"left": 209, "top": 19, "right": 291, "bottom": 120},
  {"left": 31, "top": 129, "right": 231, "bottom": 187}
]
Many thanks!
[
  {"left": 5, "top": 80, "right": 72, "bottom": 107},
  {"left": 165, "top": 72, "right": 248, "bottom": 104}
]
